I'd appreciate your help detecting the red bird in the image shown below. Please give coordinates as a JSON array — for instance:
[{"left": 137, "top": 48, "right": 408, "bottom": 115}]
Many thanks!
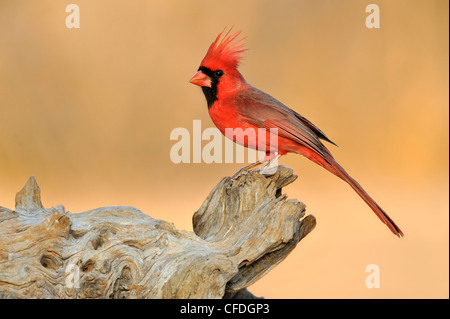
[{"left": 189, "top": 29, "right": 403, "bottom": 237}]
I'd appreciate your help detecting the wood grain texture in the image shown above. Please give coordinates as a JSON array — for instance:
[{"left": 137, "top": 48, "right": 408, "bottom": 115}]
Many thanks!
[{"left": 0, "top": 166, "right": 315, "bottom": 298}]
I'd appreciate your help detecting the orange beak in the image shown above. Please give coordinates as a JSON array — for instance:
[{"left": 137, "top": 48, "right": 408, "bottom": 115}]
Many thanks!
[{"left": 189, "top": 71, "right": 211, "bottom": 88}]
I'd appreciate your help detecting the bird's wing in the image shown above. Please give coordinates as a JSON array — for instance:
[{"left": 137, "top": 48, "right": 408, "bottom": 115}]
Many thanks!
[{"left": 232, "top": 87, "right": 336, "bottom": 163}]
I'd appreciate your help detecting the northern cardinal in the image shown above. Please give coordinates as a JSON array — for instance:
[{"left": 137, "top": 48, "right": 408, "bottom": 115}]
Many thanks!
[{"left": 189, "top": 29, "right": 403, "bottom": 237}]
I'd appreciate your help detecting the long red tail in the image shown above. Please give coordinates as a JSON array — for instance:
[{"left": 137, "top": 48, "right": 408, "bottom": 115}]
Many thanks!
[
  {"left": 330, "top": 159, "right": 404, "bottom": 237},
  {"left": 299, "top": 145, "right": 404, "bottom": 237}
]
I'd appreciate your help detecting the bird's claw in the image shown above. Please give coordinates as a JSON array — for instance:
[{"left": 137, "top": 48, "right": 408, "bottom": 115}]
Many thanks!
[{"left": 257, "top": 164, "right": 279, "bottom": 176}]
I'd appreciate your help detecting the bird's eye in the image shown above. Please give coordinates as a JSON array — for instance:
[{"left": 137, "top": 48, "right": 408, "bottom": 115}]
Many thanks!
[{"left": 215, "top": 70, "right": 224, "bottom": 77}]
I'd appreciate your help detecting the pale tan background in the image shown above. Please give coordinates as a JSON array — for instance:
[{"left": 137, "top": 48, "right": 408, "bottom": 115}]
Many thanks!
[{"left": 0, "top": 0, "right": 448, "bottom": 298}]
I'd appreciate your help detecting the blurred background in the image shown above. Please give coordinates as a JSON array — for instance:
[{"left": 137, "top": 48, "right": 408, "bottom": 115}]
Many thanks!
[{"left": 0, "top": 0, "right": 448, "bottom": 298}]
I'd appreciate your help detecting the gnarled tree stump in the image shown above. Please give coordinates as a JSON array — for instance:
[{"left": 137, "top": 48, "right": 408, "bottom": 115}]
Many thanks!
[{"left": 0, "top": 166, "right": 316, "bottom": 299}]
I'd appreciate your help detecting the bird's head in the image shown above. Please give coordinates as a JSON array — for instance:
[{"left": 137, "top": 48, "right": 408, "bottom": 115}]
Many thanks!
[{"left": 190, "top": 28, "right": 246, "bottom": 108}]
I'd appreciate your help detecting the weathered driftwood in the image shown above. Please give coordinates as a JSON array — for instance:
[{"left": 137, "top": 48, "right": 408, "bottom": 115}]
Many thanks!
[{"left": 0, "top": 166, "right": 315, "bottom": 299}]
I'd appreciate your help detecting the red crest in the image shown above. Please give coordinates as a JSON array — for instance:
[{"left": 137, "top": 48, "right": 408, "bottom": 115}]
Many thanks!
[{"left": 201, "top": 28, "right": 246, "bottom": 70}]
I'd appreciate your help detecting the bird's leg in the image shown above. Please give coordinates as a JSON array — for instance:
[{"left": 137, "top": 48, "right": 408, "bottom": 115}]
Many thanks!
[
  {"left": 258, "top": 154, "right": 281, "bottom": 175},
  {"left": 230, "top": 158, "right": 268, "bottom": 180},
  {"left": 225, "top": 153, "right": 281, "bottom": 193},
  {"left": 225, "top": 158, "right": 269, "bottom": 194}
]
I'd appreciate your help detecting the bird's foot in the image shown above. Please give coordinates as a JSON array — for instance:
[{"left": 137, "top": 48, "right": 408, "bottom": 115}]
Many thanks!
[
  {"left": 225, "top": 155, "right": 282, "bottom": 194},
  {"left": 257, "top": 154, "right": 281, "bottom": 176},
  {"left": 258, "top": 164, "right": 279, "bottom": 176},
  {"left": 225, "top": 161, "right": 266, "bottom": 194}
]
